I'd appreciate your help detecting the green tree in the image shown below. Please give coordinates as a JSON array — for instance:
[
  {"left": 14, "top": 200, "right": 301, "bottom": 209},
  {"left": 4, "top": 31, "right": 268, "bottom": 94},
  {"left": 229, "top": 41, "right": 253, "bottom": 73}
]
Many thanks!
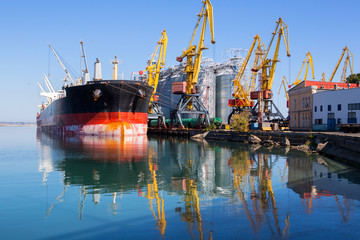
[
  {"left": 346, "top": 73, "right": 360, "bottom": 84},
  {"left": 230, "top": 111, "right": 251, "bottom": 132}
]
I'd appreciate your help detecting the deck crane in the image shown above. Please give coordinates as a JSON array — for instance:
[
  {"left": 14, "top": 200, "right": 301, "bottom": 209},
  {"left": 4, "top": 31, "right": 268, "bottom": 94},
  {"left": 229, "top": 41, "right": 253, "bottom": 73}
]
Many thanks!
[
  {"left": 80, "top": 41, "right": 90, "bottom": 84},
  {"left": 328, "top": 46, "right": 353, "bottom": 83},
  {"left": 290, "top": 52, "right": 314, "bottom": 88},
  {"left": 227, "top": 34, "right": 265, "bottom": 124},
  {"left": 278, "top": 76, "right": 289, "bottom": 107},
  {"left": 48, "top": 43, "right": 75, "bottom": 86},
  {"left": 140, "top": 30, "right": 168, "bottom": 126},
  {"left": 250, "top": 18, "right": 290, "bottom": 125},
  {"left": 172, "top": 0, "right": 215, "bottom": 128}
]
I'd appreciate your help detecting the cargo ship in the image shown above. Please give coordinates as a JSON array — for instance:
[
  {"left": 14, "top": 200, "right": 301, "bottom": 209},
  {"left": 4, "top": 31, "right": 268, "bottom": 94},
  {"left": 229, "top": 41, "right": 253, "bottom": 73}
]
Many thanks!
[{"left": 37, "top": 44, "right": 153, "bottom": 136}]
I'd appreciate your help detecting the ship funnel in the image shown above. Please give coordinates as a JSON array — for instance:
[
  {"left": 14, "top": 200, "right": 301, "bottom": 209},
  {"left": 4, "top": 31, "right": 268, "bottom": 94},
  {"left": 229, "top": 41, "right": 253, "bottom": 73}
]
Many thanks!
[{"left": 93, "top": 58, "right": 102, "bottom": 81}]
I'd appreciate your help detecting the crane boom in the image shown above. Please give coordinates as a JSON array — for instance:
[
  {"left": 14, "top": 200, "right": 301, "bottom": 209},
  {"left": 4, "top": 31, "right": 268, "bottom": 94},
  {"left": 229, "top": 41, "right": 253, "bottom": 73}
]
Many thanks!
[
  {"left": 43, "top": 74, "right": 55, "bottom": 93},
  {"left": 230, "top": 34, "right": 265, "bottom": 108},
  {"left": 329, "top": 46, "right": 354, "bottom": 82},
  {"left": 291, "top": 52, "right": 315, "bottom": 87},
  {"left": 142, "top": 30, "right": 168, "bottom": 106},
  {"left": 176, "top": 0, "right": 215, "bottom": 95},
  {"left": 171, "top": 0, "right": 215, "bottom": 128},
  {"left": 265, "top": 18, "right": 290, "bottom": 91},
  {"left": 278, "top": 76, "right": 289, "bottom": 102},
  {"left": 48, "top": 43, "right": 75, "bottom": 85},
  {"left": 250, "top": 18, "right": 290, "bottom": 97},
  {"left": 80, "top": 41, "right": 88, "bottom": 74}
]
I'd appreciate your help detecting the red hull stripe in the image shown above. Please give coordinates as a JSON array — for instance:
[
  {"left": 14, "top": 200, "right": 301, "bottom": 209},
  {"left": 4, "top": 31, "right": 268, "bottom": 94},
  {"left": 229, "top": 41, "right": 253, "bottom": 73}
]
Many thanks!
[{"left": 40, "top": 112, "right": 148, "bottom": 126}]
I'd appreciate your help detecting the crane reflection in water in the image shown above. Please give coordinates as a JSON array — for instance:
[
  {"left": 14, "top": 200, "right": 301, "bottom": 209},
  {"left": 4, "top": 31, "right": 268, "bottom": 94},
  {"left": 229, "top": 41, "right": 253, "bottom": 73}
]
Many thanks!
[{"left": 36, "top": 130, "right": 360, "bottom": 238}]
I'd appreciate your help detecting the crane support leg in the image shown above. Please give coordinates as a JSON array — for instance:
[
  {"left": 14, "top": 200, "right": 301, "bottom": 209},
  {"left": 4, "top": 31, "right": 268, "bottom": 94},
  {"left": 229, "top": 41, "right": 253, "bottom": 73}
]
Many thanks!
[
  {"left": 148, "top": 102, "right": 166, "bottom": 128},
  {"left": 171, "top": 94, "right": 210, "bottom": 128}
]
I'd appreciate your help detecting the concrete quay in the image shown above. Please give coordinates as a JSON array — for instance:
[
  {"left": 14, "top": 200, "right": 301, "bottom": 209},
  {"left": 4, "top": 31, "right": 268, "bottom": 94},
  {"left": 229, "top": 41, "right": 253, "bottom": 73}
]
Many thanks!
[{"left": 148, "top": 128, "right": 360, "bottom": 166}]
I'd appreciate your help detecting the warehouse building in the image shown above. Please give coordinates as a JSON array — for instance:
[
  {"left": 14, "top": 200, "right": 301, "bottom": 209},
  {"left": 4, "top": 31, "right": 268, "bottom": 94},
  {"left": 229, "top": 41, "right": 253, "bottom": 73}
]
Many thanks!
[
  {"left": 288, "top": 81, "right": 358, "bottom": 131},
  {"left": 313, "top": 87, "right": 360, "bottom": 130}
]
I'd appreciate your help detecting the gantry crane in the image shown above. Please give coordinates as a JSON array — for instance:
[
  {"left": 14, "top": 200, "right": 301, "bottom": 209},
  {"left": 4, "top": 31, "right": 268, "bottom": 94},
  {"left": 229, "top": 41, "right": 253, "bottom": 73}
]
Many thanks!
[
  {"left": 171, "top": 0, "right": 215, "bottom": 128},
  {"left": 290, "top": 52, "right": 314, "bottom": 88},
  {"left": 250, "top": 18, "right": 290, "bottom": 125},
  {"left": 328, "top": 46, "right": 353, "bottom": 83},
  {"left": 278, "top": 76, "right": 289, "bottom": 108},
  {"left": 140, "top": 30, "right": 168, "bottom": 126},
  {"left": 227, "top": 34, "right": 265, "bottom": 124}
]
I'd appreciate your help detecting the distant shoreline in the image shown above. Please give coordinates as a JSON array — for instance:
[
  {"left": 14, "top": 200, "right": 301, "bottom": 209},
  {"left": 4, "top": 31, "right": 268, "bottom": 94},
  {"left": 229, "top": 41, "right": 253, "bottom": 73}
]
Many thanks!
[{"left": 0, "top": 124, "right": 36, "bottom": 127}]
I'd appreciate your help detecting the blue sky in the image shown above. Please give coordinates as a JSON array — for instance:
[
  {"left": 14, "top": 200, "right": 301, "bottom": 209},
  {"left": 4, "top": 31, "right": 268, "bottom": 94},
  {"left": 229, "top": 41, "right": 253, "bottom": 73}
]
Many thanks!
[{"left": 0, "top": 0, "right": 359, "bottom": 122}]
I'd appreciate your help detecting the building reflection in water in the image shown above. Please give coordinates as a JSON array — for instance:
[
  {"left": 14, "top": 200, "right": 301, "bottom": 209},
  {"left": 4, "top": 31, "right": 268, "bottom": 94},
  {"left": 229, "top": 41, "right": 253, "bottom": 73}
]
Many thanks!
[
  {"left": 287, "top": 154, "right": 360, "bottom": 221},
  {"left": 37, "top": 131, "right": 360, "bottom": 237}
]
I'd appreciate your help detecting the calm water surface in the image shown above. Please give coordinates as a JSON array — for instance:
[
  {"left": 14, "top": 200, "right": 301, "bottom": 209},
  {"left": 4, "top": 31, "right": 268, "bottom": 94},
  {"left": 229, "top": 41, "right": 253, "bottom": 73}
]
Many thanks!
[{"left": 1, "top": 127, "right": 360, "bottom": 239}]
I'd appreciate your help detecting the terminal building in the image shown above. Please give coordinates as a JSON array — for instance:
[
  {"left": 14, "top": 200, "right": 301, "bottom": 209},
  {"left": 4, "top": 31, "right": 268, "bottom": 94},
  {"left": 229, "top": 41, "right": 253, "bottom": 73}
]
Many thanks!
[
  {"left": 288, "top": 81, "right": 358, "bottom": 131},
  {"left": 312, "top": 87, "right": 360, "bottom": 130}
]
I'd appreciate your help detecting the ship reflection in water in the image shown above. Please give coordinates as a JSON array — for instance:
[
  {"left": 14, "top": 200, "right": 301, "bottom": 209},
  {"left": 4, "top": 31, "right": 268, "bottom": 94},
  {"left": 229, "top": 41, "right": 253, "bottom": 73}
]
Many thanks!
[{"left": 36, "top": 132, "right": 360, "bottom": 239}]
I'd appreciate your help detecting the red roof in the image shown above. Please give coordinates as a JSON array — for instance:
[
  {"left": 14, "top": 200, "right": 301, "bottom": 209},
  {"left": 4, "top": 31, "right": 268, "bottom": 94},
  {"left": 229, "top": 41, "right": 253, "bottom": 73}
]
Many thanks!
[{"left": 304, "top": 81, "right": 358, "bottom": 89}]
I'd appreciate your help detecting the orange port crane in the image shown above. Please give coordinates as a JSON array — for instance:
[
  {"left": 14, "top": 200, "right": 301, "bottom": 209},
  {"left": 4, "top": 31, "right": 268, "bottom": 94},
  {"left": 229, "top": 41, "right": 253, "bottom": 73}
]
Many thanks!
[
  {"left": 250, "top": 18, "right": 290, "bottom": 122},
  {"left": 227, "top": 34, "right": 265, "bottom": 124},
  {"left": 171, "top": 0, "right": 215, "bottom": 128},
  {"left": 290, "top": 52, "right": 314, "bottom": 88},
  {"left": 140, "top": 30, "right": 168, "bottom": 126},
  {"left": 328, "top": 46, "right": 353, "bottom": 83}
]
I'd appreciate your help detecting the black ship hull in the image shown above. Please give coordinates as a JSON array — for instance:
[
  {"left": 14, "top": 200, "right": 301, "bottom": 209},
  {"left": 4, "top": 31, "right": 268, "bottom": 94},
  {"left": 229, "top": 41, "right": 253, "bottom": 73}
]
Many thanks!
[{"left": 37, "top": 80, "right": 153, "bottom": 136}]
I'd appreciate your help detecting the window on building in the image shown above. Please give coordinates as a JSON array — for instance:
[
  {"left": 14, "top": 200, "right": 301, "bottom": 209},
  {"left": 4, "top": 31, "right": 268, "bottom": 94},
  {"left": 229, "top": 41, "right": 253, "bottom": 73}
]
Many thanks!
[
  {"left": 302, "top": 98, "right": 304, "bottom": 108},
  {"left": 320, "top": 105, "right": 323, "bottom": 112},
  {"left": 328, "top": 105, "right": 331, "bottom": 111},
  {"left": 302, "top": 113, "right": 305, "bottom": 127},
  {"left": 348, "top": 112, "right": 357, "bottom": 123},
  {"left": 328, "top": 113, "right": 335, "bottom": 119},
  {"left": 348, "top": 112, "right": 356, "bottom": 118},
  {"left": 315, "top": 119, "right": 323, "bottom": 124},
  {"left": 305, "top": 97, "right": 310, "bottom": 108},
  {"left": 294, "top": 99, "right": 296, "bottom": 110},
  {"left": 348, "top": 103, "right": 360, "bottom": 110},
  {"left": 337, "top": 118, "right": 342, "bottom": 124},
  {"left": 315, "top": 106, "right": 317, "bottom": 112},
  {"left": 338, "top": 104, "right": 341, "bottom": 111}
]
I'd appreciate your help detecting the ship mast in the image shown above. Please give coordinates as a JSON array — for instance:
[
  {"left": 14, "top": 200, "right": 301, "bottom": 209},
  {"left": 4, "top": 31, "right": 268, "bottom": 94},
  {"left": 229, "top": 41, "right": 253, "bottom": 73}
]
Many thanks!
[{"left": 48, "top": 43, "right": 75, "bottom": 85}]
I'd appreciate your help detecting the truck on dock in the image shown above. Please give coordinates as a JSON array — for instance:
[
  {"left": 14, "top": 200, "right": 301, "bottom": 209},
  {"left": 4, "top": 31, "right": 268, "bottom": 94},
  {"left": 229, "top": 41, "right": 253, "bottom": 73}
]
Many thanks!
[{"left": 339, "top": 123, "right": 360, "bottom": 133}]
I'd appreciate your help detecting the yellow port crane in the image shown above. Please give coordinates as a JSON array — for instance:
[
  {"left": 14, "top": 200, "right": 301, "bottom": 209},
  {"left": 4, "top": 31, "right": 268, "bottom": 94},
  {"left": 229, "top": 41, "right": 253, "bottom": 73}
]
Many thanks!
[
  {"left": 140, "top": 30, "right": 168, "bottom": 126},
  {"left": 290, "top": 52, "right": 315, "bottom": 88},
  {"left": 328, "top": 46, "right": 353, "bottom": 83},
  {"left": 278, "top": 76, "right": 289, "bottom": 107},
  {"left": 251, "top": 18, "right": 290, "bottom": 123},
  {"left": 172, "top": 0, "right": 215, "bottom": 128},
  {"left": 227, "top": 34, "right": 265, "bottom": 124}
]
